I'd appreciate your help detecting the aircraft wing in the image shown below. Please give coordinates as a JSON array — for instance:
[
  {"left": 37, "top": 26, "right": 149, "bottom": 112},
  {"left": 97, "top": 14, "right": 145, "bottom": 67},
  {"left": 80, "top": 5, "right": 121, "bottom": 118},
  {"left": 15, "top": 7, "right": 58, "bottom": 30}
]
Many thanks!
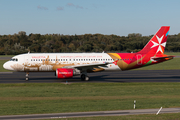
[{"left": 64, "top": 62, "right": 112, "bottom": 70}]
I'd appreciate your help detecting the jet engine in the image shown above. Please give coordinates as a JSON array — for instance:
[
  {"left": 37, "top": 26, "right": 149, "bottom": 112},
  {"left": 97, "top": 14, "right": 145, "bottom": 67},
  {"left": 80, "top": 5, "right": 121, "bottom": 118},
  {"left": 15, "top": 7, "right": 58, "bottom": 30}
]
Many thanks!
[{"left": 55, "top": 68, "right": 80, "bottom": 79}]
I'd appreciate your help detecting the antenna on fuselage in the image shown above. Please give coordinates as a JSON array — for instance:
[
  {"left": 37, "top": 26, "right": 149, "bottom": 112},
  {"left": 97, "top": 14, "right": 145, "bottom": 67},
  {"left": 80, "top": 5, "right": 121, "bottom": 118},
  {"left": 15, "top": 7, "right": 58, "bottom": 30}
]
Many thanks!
[{"left": 28, "top": 47, "right": 30, "bottom": 54}]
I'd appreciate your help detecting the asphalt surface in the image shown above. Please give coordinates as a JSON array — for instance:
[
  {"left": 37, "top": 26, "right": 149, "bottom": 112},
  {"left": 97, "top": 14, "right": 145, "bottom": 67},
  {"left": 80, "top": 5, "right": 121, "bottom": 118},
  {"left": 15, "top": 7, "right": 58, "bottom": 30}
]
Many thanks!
[
  {"left": 0, "top": 70, "right": 180, "bottom": 83},
  {"left": 0, "top": 108, "right": 180, "bottom": 119}
]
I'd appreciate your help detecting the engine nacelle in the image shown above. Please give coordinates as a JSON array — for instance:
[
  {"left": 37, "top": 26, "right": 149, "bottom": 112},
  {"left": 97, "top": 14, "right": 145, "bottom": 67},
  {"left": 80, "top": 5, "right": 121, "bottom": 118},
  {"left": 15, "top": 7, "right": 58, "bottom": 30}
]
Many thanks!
[{"left": 56, "top": 68, "right": 74, "bottom": 79}]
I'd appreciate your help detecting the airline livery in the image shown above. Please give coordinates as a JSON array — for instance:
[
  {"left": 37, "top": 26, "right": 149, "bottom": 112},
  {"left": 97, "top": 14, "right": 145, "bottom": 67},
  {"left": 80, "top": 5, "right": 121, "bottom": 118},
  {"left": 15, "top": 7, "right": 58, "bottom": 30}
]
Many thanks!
[{"left": 3, "top": 26, "right": 174, "bottom": 81}]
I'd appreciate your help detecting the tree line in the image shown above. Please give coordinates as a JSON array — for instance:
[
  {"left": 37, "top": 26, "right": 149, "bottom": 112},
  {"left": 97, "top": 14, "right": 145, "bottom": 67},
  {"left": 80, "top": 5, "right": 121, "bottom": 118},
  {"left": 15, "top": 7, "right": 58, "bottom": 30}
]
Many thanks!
[{"left": 0, "top": 31, "right": 180, "bottom": 55}]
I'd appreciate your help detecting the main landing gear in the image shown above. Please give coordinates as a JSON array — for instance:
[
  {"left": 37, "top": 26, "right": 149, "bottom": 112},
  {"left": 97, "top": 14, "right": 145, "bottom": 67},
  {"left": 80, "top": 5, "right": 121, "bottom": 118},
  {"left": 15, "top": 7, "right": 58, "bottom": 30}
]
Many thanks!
[
  {"left": 26, "top": 72, "right": 29, "bottom": 81},
  {"left": 81, "top": 74, "right": 89, "bottom": 81}
]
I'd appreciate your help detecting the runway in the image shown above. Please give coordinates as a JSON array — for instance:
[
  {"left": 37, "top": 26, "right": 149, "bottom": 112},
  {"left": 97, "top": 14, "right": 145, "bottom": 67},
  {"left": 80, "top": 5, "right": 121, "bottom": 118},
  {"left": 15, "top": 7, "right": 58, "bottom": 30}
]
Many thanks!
[
  {"left": 0, "top": 70, "right": 180, "bottom": 83},
  {"left": 0, "top": 108, "right": 180, "bottom": 119}
]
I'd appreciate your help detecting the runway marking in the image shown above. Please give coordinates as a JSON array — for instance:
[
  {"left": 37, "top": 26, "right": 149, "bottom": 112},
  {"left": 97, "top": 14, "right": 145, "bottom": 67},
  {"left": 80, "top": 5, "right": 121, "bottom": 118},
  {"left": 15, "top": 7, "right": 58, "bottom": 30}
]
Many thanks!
[{"left": 156, "top": 107, "right": 162, "bottom": 115}]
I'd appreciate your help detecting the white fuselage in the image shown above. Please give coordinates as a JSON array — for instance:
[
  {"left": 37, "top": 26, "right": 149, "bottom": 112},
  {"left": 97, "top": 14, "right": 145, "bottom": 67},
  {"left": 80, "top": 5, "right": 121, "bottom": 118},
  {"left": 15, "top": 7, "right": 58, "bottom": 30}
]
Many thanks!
[{"left": 3, "top": 53, "right": 121, "bottom": 72}]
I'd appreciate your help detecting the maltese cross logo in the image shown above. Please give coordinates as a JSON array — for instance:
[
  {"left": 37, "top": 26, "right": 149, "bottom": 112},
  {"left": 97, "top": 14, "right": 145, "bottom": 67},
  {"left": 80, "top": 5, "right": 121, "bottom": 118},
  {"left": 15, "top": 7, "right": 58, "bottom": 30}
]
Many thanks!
[{"left": 151, "top": 35, "right": 166, "bottom": 53}]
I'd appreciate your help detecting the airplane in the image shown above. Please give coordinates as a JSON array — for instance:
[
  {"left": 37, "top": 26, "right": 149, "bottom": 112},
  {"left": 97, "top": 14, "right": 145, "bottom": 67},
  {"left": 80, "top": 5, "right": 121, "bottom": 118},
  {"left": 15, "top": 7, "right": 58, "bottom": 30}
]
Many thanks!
[{"left": 3, "top": 26, "right": 174, "bottom": 81}]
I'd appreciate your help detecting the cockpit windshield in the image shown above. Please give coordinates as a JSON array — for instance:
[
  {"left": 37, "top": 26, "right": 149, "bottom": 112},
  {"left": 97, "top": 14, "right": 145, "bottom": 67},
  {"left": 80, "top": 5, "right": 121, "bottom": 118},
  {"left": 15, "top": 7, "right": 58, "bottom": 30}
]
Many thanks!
[{"left": 10, "top": 58, "right": 18, "bottom": 61}]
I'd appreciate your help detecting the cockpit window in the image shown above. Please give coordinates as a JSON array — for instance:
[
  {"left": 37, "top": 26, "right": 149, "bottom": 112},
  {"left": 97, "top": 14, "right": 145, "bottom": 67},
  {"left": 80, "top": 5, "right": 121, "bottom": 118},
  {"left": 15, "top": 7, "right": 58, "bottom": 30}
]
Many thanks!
[{"left": 10, "top": 58, "right": 18, "bottom": 62}]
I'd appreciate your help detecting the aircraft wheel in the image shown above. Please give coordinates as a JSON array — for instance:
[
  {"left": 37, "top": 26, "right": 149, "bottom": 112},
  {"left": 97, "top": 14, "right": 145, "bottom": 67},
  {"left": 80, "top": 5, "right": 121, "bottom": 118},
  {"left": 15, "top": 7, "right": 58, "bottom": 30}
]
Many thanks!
[
  {"left": 81, "top": 74, "right": 85, "bottom": 81},
  {"left": 26, "top": 72, "right": 29, "bottom": 81},
  {"left": 81, "top": 74, "right": 89, "bottom": 81},
  {"left": 26, "top": 77, "right": 29, "bottom": 81},
  {"left": 85, "top": 76, "right": 89, "bottom": 81}
]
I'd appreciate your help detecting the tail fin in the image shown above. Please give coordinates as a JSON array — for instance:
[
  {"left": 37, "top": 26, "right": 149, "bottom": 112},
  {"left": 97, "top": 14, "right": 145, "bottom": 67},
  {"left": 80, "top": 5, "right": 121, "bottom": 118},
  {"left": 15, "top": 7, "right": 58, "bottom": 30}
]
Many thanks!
[{"left": 138, "top": 26, "right": 170, "bottom": 55}]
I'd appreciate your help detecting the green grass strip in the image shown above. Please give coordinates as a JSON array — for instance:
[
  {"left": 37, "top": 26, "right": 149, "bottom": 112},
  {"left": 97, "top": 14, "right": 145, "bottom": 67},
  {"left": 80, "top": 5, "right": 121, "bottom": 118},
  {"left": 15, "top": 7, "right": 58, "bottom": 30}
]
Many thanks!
[{"left": 0, "top": 83, "right": 180, "bottom": 115}]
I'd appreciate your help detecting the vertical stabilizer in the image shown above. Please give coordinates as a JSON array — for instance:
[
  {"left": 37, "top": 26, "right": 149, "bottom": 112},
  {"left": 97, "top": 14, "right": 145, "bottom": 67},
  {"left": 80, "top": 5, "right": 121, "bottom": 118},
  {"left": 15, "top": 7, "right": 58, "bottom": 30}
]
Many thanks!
[{"left": 138, "top": 26, "right": 170, "bottom": 56}]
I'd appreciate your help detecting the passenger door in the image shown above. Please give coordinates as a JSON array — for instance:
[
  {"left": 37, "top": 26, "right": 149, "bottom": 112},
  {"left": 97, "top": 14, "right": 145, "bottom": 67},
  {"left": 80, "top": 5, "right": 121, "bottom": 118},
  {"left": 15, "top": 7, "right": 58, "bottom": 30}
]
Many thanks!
[{"left": 136, "top": 54, "right": 142, "bottom": 65}]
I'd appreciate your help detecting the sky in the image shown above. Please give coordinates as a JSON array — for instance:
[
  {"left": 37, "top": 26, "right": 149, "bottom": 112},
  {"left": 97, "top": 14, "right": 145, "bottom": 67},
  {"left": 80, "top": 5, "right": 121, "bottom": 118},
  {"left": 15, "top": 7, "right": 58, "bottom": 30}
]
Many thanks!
[{"left": 0, "top": 0, "right": 180, "bottom": 36}]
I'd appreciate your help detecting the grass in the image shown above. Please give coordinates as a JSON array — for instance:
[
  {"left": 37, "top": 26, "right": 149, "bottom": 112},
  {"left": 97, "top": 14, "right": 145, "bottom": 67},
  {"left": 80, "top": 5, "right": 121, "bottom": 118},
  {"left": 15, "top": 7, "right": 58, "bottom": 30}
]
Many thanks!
[
  {"left": 0, "top": 55, "right": 14, "bottom": 58},
  {"left": 165, "top": 52, "right": 180, "bottom": 55},
  {"left": 0, "top": 54, "right": 180, "bottom": 119},
  {"left": 0, "top": 83, "right": 180, "bottom": 115}
]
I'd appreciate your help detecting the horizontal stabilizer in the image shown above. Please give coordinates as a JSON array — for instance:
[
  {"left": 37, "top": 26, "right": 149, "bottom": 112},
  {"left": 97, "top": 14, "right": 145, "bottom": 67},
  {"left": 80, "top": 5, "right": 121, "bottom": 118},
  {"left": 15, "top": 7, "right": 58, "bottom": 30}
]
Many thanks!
[{"left": 151, "top": 56, "right": 174, "bottom": 60}]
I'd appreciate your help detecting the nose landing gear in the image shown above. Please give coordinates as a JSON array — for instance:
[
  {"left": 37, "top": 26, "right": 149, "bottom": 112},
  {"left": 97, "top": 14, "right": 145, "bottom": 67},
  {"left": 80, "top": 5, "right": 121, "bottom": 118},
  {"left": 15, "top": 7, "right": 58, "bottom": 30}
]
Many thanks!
[{"left": 25, "top": 72, "right": 29, "bottom": 81}]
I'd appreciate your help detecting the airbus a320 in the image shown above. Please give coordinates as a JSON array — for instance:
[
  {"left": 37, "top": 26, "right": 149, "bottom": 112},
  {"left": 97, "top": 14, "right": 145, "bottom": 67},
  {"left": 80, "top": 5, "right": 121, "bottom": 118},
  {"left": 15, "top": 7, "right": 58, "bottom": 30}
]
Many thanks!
[{"left": 3, "top": 26, "right": 173, "bottom": 81}]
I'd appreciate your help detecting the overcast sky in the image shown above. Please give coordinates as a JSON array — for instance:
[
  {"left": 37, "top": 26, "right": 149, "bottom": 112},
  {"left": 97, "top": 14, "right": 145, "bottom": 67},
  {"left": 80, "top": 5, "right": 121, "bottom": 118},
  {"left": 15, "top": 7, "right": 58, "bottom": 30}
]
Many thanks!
[{"left": 0, "top": 0, "right": 180, "bottom": 36}]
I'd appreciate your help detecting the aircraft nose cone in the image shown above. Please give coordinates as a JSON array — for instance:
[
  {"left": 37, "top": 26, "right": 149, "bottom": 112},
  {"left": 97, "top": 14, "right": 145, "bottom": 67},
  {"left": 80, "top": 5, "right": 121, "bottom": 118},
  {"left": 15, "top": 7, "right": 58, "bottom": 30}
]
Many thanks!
[{"left": 3, "top": 62, "right": 13, "bottom": 71}]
